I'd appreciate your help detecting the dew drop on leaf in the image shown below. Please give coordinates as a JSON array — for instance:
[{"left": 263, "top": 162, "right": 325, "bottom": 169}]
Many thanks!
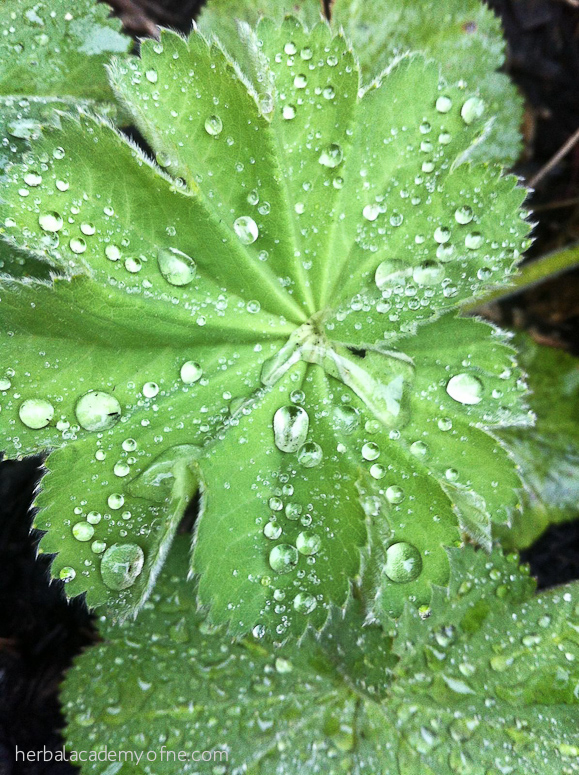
[
  {"left": 233, "top": 216, "right": 259, "bottom": 244},
  {"left": 297, "top": 441, "right": 323, "bottom": 468},
  {"left": 107, "top": 493, "right": 125, "bottom": 510},
  {"left": 80, "top": 222, "right": 96, "bottom": 236},
  {"left": 375, "top": 259, "right": 408, "bottom": 290},
  {"left": 465, "top": 232, "right": 483, "bottom": 250},
  {"left": 145, "top": 69, "right": 158, "bottom": 83},
  {"left": 282, "top": 104, "right": 296, "bottom": 120},
  {"left": 142, "top": 382, "right": 159, "bottom": 398},
  {"left": 412, "top": 261, "right": 444, "bottom": 286},
  {"left": 105, "top": 244, "right": 121, "bottom": 261},
  {"left": 19, "top": 398, "right": 54, "bottom": 429},
  {"left": 114, "top": 461, "right": 130, "bottom": 477},
  {"left": 87, "top": 511, "right": 102, "bottom": 524},
  {"left": 269, "top": 544, "right": 298, "bottom": 574},
  {"left": 293, "top": 593, "right": 316, "bottom": 613},
  {"left": 157, "top": 247, "right": 196, "bottom": 286},
  {"left": 461, "top": 97, "right": 485, "bottom": 124},
  {"left": 362, "top": 442, "right": 380, "bottom": 461},
  {"left": 318, "top": 143, "right": 343, "bottom": 168},
  {"left": 363, "top": 203, "right": 380, "bottom": 221},
  {"left": 75, "top": 391, "right": 121, "bottom": 432},
  {"left": 446, "top": 373, "right": 484, "bottom": 405},
  {"left": 180, "top": 361, "right": 202, "bottom": 384},
  {"left": 294, "top": 73, "right": 307, "bottom": 88},
  {"left": 434, "top": 226, "right": 451, "bottom": 244},
  {"left": 72, "top": 522, "right": 94, "bottom": 542},
  {"left": 69, "top": 237, "right": 87, "bottom": 254},
  {"left": 264, "top": 521, "right": 282, "bottom": 540},
  {"left": 386, "top": 485, "right": 405, "bottom": 504},
  {"left": 384, "top": 542, "right": 423, "bottom": 583},
  {"left": 204, "top": 114, "right": 223, "bottom": 136},
  {"left": 122, "top": 438, "right": 137, "bottom": 452},
  {"left": 332, "top": 405, "right": 359, "bottom": 434},
  {"left": 100, "top": 543, "right": 144, "bottom": 590},
  {"left": 273, "top": 405, "right": 309, "bottom": 453},
  {"left": 296, "top": 531, "right": 321, "bottom": 556},
  {"left": 0, "top": 378, "right": 11, "bottom": 391},
  {"left": 285, "top": 503, "right": 302, "bottom": 521},
  {"left": 59, "top": 567, "right": 76, "bottom": 583},
  {"left": 38, "top": 211, "right": 63, "bottom": 232},
  {"left": 435, "top": 95, "right": 453, "bottom": 113},
  {"left": 455, "top": 205, "right": 474, "bottom": 224}
]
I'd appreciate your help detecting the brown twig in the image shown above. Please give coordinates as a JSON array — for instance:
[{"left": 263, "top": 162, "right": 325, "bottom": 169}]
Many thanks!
[
  {"left": 104, "top": 0, "right": 159, "bottom": 37},
  {"left": 527, "top": 125, "right": 579, "bottom": 189}
]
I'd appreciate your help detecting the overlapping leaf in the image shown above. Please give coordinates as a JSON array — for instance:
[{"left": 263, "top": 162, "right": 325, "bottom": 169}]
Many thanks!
[
  {"left": 0, "top": 19, "right": 530, "bottom": 637},
  {"left": 198, "top": 0, "right": 523, "bottom": 164},
  {"left": 496, "top": 335, "right": 579, "bottom": 549},
  {"left": 63, "top": 537, "right": 579, "bottom": 774},
  {"left": 0, "top": 0, "right": 130, "bottom": 277}
]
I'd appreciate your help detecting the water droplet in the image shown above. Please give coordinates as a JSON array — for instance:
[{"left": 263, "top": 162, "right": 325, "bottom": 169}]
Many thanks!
[
  {"left": 145, "top": 68, "right": 158, "bottom": 83},
  {"left": 87, "top": 511, "right": 102, "bottom": 524},
  {"left": 114, "top": 461, "right": 130, "bottom": 477},
  {"left": 384, "top": 542, "right": 422, "bottom": 583},
  {"left": 318, "top": 143, "right": 343, "bottom": 168},
  {"left": 24, "top": 172, "right": 42, "bottom": 186},
  {"left": 333, "top": 405, "right": 359, "bottom": 434},
  {"left": 297, "top": 441, "right": 323, "bottom": 468},
  {"left": 72, "top": 522, "right": 94, "bottom": 541},
  {"left": 412, "top": 261, "right": 444, "bottom": 286},
  {"left": 247, "top": 300, "right": 261, "bottom": 314},
  {"left": 275, "top": 657, "right": 293, "bottom": 673},
  {"left": 38, "top": 211, "right": 63, "bottom": 232},
  {"left": 296, "top": 531, "right": 321, "bottom": 556},
  {"left": 375, "top": 259, "right": 408, "bottom": 290},
  {"left": 461, "top": 97, "right": 484, "bottom": 124},
  {"left": 282, "top": 104, "right": 296, "bottom": 120},
  {"left": 75, "top": 391, "right": 121, "bottom": 431},
  {"left": 363, "top": 203, "right": 380, "bottom": 221},
  {"left": 69, "top": 237, "right": 86, "bottom": 254},
  {"left": 180, "top": 361, "right": 202, "bottom": 384},
  {"left": 446, "top": 373, "right": 483, "bottom": 405},
  {"left": 293, "top": 593, "right": 316, "bottom": 613},
  {"left": 122, "top": 438, "right": 137, "bottom": 452},
  {"left": 285, "top": 503, "right": 302, "bottom": 520},
  {"left": 269, "top": 544, "right": 298, "bottom": 574},
  {"left": 100, "top": 543, "right": 144, "bottom": 590},
  {"left": 124, "top": 257, "right": 141, "bottom": 273},
  {"left": 252, "top": 624, "right": 266, "bottom": 639},
  {"left": 294, "top": 73, "right": 307, "bottom": 89},
  {"left": 105, "top": 244, "right": 121, "bottom": 261},
  {"left": 59, "top": 567, "right": 76, "bottom": 582},
  {"left": 284, "top": 41, "right": 297, "bottom": 55},
  {"left": 273, "top": 405, "right": 309, "bottom": 453},
  {"left": 233, "top": 216, "right": 259, "bottom": 245},
  {"left": 269, "top": 497, "right": 283, "bottom": 511},
  {"left": 290, "top": 389, "right": 305, "bottom": 404},
  {"left": 80, "top": 222, "right": 96, "bottom": 236},
  {"left": 438, "top": 417, "right": 452, "bottom": 431},
  {"left": 436, "top": 95, "right": 453, "bottom": 113},
  {"left": 264, "top": 521, "right": 282, "bottom": 540},
  {"left": 91, "top": 540, "right": 107, "bottom": 554},
  {"left": 19, "top": 398, "right": 54, "bottom": 429},
  {"left": 465, "top": 232, "right": 483, "bottom": 250},
  {"left": 434, "top": 226, "right": 451, "bottom": 244},
  {"left": 370, "top": 463, "right": 386, "bottom": 479},
  {"left": 300, "top": 46, "right": 312, "bottom": 60},
  {"left": 107, "top": 493, "right": 125, "bottom": 510},
  {"left": 455, "top": 205, "right": 474, "bottom": 225},
  {"left": 142, "top": 382, "right": 159, "bottom": 398},
  {"left": 386, "top": 485, "right": 404, "bottom": 504},
  {"left": 204, "top": 114, "right": 223, "bottom": 136},
  {"left": 0, "top": 378, "right": 11, "bottom": 391},
  {"left": 445, "top": 468, "right": 459, "bottom": 481},
  {"left": 362, "top": 442, "right": 380, "bottom": 461},
  {"left": 410, "top": 440, "right": 428, "bottom": 457},
  {"left": 157, "top": 247, "right": 196, "bottom": 286}
]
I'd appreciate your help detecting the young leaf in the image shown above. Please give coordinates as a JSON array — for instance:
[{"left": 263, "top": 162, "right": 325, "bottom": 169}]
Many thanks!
[
  {"left": 0, "top": 0, "right": 131, "bottom": 277},
  {"left": 62, "top": 537, "right": 579, "bottom": 774},
  {"left": 0, "top": 21, "right": 530, "bottom": 637},
  {"left": 198, "top": 0, "right": 522, "bottom": 164},
  {"left": 496, "top": 335, "right": 579, "bottom": 550}
]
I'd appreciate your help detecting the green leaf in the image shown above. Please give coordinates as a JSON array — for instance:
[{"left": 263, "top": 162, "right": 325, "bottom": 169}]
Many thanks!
[
  {"left": 198, "top": 0, "right": 522, "bottom": 164},
  {"left": 0, "top": 21, "right": 530, "bottom": 637},
  {"left": 496, "top": 335, "right": 579, "bottom": 550},
  {"left": 0, "top": 0, "right": 131, "bottom": 277},
  {"left": 62, "top": 537, "right": 579, "bottom": 774}
]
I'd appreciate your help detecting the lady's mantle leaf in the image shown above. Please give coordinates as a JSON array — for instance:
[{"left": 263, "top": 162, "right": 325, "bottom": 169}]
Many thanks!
[
  {"left": 496, "top": 335, "right": 579, "bottom": 549},
  {"left": 198, "top": 0, "right": 523, "bottom": 164},
  {"left": 0, "top": 21, "right": 530, "bottom": 637},
  {"left": 63, "top": 538, "right": 579, "bottom": 774},
  {"left": 0, "top": 0, "right": 131, "bottom": 278}
]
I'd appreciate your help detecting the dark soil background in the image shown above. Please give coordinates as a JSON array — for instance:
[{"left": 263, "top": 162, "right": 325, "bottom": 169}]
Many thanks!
[{"left": 1, "top": 1, "right": 579, "bottom": 772}]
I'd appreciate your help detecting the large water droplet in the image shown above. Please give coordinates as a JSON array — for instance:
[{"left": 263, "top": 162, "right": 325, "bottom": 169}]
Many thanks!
[
  {"left": 264, "top": 521, "right": 282, "bottom": 540},
  {"left": 318, "top": 143, "right": 343, "bottom": 168},
  {"left": 233, "top": 216, "right": 259, "bottom": 245},
  {"left": 412, "top": 261, "right": 444, "bottom": 286},
  {"left": 157, "top": 247, "right": 196, "bottom": 286},
  {"left": 72, "top": 522, "right": 95, "bottom": 542},
  {"left": 386, "top": 485, "right": 405, "bottom": 504},
  {"left": 461, "top": 97, "right": 484, "bottom": 124},
  {"left": 142, "top": 382, "right": 159, "bottom": 398},
  {"left": 384, "top": 542, "right": 422, "bottom": 583},
  {"left": 297, "top": 441, "right": 323, "bottom": 468},
  {"left": 293, "top": 593, "right": 316, "bottom": 613},
  {"left": 455, "top": 205, "right": 474, "bottom": 225},
  {"left": 465, "top": 232, "right": 483, "bottom": 250},
  {"left": 59, "top": 567, "right": 76, "bottom": 583},
  {"left": 296, "top": 531, "right": 321, "bottom": 556},
  {"left": 332, "top": 405, "right": 359, "bottom": 435},
  {"left": 180, "top": 361, "right": 202, "bottom": 384},
  {"left": 436, "top": 95, "right": 453, "bottom": 113},
  {"left": 204, "top": 114, "right": 223, "bottom": 136},
  {"left": 273, "top": 405, "right": 309, "bottom": 453},
  {"left": 269, "top": 544, "right": 298, "bottom": 574},
  {"left": 362, "top": 442, "right": 380, "bottom": 461},
  {"left": 375, "top": 260, "right": 409, "bottom": 290},
  {"left": 446, "top": 373, "right": 484, "bottom": 405},
  {"left": 38, "top": 211, "right": 63, "bottom": 232},
  {"left": 19, "top": 398, "right": 54, "bottom": 429},
  {"left": 75, "top": 391, "right": 121, "bottom": 432},
  {"left": 100, "top": 543, "right": 144, "bottom": 590}
]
